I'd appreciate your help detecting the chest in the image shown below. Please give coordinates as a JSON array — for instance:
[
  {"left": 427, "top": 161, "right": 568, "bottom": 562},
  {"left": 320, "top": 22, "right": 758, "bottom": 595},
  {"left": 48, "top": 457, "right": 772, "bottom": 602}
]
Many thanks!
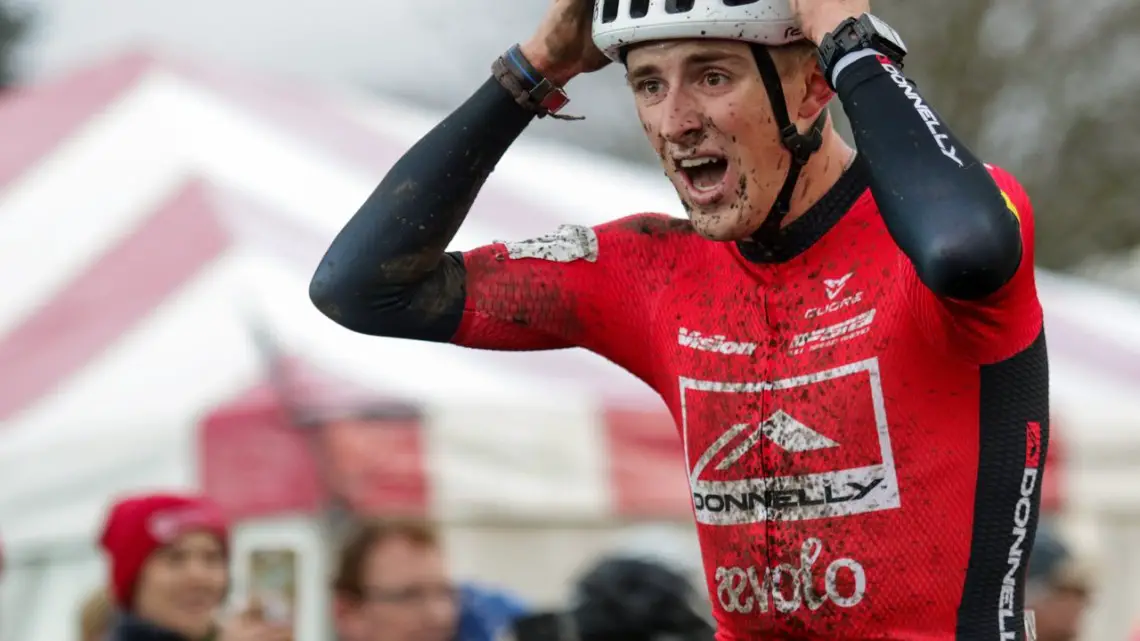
[
  {"left": 654, "top": 237, "right": 934, "bottom": 523},
  {"left": 663, "top": 240, "right": 917, "bottom": 379}
]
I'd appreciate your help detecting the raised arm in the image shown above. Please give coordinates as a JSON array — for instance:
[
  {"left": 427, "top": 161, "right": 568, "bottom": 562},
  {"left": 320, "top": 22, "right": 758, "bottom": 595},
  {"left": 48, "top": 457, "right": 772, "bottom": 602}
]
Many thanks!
[
  {"left": 799, "top": 7, "right": 1041, "bottom": 361},
  {"left": 842, "top": 55, "right": 1042, "bottom": 360},
  {"left": 308, "top": 77, "right": 532, "bottom": 341},
  {"left": 832, "top": 52, "right": 1023, "bottom": 302},
  {"left": 309, "top": 0, "right": 609, "bottom": 344}
]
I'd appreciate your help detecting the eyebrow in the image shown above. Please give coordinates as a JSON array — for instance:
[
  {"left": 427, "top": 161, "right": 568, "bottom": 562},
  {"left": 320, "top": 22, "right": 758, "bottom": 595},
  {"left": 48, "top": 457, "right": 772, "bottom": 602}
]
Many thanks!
[{"left": 626, "top": 50, "right": 743, "bottom": 84}]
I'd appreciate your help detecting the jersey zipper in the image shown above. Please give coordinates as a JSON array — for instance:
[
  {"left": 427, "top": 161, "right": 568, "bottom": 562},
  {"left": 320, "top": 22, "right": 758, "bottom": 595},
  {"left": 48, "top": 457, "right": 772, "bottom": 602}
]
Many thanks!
[{"left": 759, "top": 284, "right": 776, "bottom": 628}]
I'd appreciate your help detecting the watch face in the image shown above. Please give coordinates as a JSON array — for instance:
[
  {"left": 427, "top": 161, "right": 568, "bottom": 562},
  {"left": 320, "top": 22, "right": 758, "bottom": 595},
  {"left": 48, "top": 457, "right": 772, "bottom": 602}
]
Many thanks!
[{"left": 866, "top": 14, "right": 907, "bottom": 52}]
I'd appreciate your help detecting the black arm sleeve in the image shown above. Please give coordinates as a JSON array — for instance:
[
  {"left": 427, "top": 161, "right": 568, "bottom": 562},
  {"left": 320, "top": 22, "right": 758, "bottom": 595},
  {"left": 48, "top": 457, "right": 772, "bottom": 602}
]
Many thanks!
[
  {"left": 309, "top": 77, "right": 534, "bottom": 340},
  {"left": 834, "top": 54, "right": 1022, "bottom": 300}
]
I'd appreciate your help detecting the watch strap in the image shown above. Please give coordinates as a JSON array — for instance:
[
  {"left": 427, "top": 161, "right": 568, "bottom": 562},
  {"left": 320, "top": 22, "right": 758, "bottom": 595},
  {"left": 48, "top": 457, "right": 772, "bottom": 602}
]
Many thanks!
[
  {"left": 828, "top": 49, "right": 879, "bottom": 88},
  {"left": 818, "top": 14, "right": 906, "bottom": 90},
  {"left": 492, "top": 44, "right": 581, "bottom": 120}
]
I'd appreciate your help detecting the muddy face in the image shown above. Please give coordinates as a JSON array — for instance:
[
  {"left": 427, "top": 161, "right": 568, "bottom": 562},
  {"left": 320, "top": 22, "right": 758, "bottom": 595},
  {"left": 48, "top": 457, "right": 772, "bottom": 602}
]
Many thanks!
[{"left": 625, "top": 40, "right": 792, "bottom": 242}]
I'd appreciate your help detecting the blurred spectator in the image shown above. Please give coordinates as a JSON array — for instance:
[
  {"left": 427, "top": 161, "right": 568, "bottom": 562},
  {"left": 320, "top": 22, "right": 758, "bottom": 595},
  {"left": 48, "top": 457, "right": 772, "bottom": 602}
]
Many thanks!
[
  {"left": 1026, "top": 524, "right": 1092, "bottom": 641},
  {"left": 454, "top": 582, "right": 529, "bottom": 641},
  {"left": 510, "top": 555, "right": 713, "bottom": 641},
  {"left": 79, "top": 588, "right": 114, "bottom": 641},
  {"left": 98, "top": 492, "right": 288, "bottom": 641},
  {"left": 331, "top": 518, "right": 526, "bottom": 641}
]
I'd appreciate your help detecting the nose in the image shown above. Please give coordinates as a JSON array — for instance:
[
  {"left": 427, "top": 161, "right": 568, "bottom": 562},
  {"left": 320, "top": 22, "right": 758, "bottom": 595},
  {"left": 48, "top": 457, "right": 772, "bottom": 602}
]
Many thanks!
[
  {"left": 658, "top": 87, "right": 704, "bottom": 146},
  {"left": 184, "top": 557, "right": 223, "bottom": 589}
]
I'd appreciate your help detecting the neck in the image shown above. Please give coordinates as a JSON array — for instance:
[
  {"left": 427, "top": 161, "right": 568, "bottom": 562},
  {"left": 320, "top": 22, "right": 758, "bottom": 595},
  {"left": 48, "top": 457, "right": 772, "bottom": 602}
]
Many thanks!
[{"left": 780, "top": 126, "right": 855, "bottom": 226}]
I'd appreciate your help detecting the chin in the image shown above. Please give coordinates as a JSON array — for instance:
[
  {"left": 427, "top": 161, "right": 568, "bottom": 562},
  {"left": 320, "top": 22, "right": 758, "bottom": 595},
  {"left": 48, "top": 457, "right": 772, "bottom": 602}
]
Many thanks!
[{"left": 683, "top": 203, "right": 759, "bottom": 242}]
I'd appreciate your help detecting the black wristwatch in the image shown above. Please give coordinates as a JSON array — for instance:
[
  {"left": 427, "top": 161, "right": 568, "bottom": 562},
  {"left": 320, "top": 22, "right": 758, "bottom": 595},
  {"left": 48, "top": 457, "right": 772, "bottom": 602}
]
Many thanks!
[{"left": 817, "top": 14, "right": 907, "bottom": 88}]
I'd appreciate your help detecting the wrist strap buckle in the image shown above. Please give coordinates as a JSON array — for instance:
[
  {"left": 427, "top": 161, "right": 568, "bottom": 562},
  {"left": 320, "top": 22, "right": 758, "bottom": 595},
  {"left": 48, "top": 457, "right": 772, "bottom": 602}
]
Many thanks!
[{"left": 493, "top": 45, "right": 582, "bottom": 121}]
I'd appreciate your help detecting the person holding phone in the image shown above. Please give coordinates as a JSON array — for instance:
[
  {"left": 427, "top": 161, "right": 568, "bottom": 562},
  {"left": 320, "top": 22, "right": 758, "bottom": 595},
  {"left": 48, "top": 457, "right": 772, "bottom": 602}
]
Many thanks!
[{"left": 99, "top": 492, "right": 288, "bottom": 641}]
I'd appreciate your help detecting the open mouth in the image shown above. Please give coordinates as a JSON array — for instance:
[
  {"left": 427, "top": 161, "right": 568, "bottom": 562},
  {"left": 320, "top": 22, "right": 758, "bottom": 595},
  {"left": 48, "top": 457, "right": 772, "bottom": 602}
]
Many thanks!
[{"left": 676, "top": 155, "right": 730, "bottom": 205}]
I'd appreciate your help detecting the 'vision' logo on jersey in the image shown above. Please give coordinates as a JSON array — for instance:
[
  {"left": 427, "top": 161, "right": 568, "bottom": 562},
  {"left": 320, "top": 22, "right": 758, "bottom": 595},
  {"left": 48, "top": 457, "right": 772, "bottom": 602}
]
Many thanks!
[{"left": 678, "top": 328, "right": 758, "bottom": 356}]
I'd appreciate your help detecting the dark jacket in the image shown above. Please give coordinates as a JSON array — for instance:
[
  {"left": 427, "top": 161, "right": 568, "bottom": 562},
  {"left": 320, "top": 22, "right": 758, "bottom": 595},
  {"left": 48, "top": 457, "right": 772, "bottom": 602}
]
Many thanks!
[{"left": 107, "top": 613, "right": 215, "bottom": 641}]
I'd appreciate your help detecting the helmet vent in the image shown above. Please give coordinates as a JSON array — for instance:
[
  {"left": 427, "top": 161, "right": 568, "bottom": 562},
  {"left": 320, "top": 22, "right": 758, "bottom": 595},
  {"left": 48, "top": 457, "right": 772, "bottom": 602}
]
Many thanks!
[
  {"left": 665, "top": 0, "right": 695, "bottom": 13},
  {"left": 601, "top": 0, "right": 619, "bottom": 23},
  {"left": 723, "top": 0, "right": 760, "bottom": 5},
  {"left": 629, "top": 0, "right": 651, "bottom": 18}
]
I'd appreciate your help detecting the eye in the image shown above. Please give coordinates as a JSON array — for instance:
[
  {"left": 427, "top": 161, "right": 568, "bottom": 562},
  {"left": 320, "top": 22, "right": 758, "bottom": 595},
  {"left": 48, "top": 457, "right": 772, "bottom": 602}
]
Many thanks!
[
  {"left": 637, "top": 79, "right": 663, "bottom": 95},
  {"left": 703, "top": 71, "right": 729, "bottom": 87}
]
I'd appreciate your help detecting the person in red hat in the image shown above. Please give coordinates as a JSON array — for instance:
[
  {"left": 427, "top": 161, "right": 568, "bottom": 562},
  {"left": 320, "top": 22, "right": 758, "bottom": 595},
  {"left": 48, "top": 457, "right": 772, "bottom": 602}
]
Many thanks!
[{"left": 98, "top": 492, "right": 288, "bottom": 641}]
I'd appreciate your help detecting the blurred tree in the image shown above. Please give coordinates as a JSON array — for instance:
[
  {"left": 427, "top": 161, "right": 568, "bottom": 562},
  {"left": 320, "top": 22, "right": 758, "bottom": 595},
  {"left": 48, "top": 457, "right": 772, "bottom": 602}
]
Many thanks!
[
  {"left": 875, "top": 1, "right": 1140, "bottom": 271},
  {"left": 0, "top": 0, "right": 29, "bottom": 89}
]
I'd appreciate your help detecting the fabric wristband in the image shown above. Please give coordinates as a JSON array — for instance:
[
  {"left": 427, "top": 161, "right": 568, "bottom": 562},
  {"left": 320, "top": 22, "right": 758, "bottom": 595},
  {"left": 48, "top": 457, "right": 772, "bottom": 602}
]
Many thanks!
[{"left": 492, "top": 44, "right": 581, "bottom": 120}]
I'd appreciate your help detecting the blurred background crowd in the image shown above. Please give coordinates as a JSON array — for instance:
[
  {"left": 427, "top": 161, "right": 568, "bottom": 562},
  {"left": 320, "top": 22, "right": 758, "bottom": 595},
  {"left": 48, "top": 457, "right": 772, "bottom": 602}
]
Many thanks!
[{"left": 0, "top": 0, "right": 1137, "bottom": 640}]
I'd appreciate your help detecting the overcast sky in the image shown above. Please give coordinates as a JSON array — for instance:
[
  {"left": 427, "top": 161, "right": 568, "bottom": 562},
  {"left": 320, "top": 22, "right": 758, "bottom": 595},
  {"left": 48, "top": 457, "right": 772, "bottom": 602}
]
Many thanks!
[{"left": 14, "top": 0, "right": 656, "bottom": 160}]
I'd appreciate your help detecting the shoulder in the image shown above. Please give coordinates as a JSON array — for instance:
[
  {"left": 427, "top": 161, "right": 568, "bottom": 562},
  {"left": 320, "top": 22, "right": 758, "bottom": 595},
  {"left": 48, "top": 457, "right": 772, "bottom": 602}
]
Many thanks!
[
  {"left": 495, "top": 213, "right": 701, "bottom": 265},
  {"left": 984, "top": 163, "right": 1033, "bottom": 225},
  {"left": 595, "top": 213, "right": 705, "bottom": 260},
  {"left": 600, "top": 212, "right": 698, "bottom": 237},
  {"left": 456, "top": 583, "right": 528, "bottom": 641}
]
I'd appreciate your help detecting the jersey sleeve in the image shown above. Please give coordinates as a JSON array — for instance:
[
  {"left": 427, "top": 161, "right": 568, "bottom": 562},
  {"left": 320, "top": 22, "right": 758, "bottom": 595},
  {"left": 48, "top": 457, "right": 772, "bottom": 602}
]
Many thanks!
[
  {"left": 454, "top": 214, "right": 674, "bottom": 385},
  {"left": 906, "top": 165, "right": 1044, "bottom": 364}
]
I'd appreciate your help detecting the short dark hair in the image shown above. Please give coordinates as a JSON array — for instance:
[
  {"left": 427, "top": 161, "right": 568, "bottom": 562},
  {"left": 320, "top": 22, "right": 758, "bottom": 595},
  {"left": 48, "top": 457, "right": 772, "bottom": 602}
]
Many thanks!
[
  {"left": 331, "top": 518, "right": 441, "bottom": 599},
  {"left": 770, "top": 40, "right": 819, "bottom": 77}
]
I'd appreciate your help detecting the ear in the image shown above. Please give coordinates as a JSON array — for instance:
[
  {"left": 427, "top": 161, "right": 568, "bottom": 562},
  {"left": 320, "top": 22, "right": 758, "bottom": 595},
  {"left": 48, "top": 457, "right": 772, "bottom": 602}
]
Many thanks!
[{"left": 795, "top": 60, "right": 835, "bottom": 124}]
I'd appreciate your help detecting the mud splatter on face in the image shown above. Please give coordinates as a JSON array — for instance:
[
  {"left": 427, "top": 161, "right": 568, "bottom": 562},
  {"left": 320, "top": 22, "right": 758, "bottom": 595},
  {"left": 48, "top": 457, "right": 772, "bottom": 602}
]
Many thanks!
[{"left": 628, "top": 40, "right": 805, "bottom": 243}]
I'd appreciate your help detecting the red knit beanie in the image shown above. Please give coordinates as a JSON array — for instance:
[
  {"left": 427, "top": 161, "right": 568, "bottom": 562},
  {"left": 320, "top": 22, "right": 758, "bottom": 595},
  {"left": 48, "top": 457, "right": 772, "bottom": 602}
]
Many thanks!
[{"left": 98, "top": 493, "right": 229, "bottom": 608}]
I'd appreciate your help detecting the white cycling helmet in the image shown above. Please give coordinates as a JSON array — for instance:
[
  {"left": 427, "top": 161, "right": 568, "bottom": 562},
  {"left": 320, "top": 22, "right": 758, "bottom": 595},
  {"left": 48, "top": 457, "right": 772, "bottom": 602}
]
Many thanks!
[{"left": 592, "top": 0, "right": 805, "bottom": 63}]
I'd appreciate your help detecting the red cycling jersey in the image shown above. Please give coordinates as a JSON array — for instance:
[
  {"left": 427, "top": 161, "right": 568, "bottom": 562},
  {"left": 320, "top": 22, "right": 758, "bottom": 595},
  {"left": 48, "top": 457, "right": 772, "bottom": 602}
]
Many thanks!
[{"left": 454, "top": 162, "right": 1047, "bottom": 640}]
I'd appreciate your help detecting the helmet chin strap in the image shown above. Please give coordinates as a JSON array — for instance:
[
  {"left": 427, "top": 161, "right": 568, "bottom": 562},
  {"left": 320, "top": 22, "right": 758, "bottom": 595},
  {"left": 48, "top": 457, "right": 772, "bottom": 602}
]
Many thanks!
[{"left": 749, "top": 44, "right": 826, "bottom": 242}]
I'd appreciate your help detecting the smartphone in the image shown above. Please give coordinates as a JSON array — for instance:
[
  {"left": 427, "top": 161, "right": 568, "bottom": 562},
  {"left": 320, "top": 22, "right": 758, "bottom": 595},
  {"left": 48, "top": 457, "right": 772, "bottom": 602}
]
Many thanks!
[{"left": 248, "top": 548, "right": 298, "bottom": 627}]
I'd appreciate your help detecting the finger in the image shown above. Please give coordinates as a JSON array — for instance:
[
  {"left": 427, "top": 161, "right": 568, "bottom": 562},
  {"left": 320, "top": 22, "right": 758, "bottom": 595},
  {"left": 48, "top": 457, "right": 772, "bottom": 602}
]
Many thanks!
[
  {"left": 258, "top": 627, "right": 292, "bottom": 641},
  {"left": 244, "top": 595, "right": 266, "bottom": 622}
]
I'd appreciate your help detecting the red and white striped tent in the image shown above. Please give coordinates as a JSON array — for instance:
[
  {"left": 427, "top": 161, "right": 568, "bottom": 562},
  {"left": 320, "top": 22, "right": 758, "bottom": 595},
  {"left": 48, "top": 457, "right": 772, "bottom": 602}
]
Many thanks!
[{"left": 1, "top": 50, "right": 1140, "bottom": 557}]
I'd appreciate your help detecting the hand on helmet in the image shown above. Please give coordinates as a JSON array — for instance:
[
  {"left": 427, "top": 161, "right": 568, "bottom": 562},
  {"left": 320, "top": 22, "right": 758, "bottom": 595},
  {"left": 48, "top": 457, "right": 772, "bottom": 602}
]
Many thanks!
[
  {"left": 790, "top": 0, "right": 871, "bottom": 44},
  {"left": 520, "top": 0, "right": 611, "bottom": 86}
]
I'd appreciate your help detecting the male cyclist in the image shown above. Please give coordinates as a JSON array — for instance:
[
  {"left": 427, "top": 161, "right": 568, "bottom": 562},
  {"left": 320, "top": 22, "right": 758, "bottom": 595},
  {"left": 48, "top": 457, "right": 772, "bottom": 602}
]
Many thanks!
[{"left": 310, "top": 0, "right": 1049, "bottom": 638}]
